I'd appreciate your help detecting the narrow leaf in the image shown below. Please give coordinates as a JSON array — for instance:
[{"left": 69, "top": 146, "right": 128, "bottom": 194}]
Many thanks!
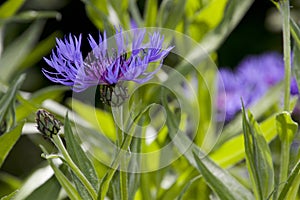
[
  {"left": 0, "top": 121, "right": 24, "bottom": 168},
  {"left": 0, "top": 0, "right": 25, "bottom": 19},
  {"left": 158, "top": 0, "right": 186, "bottom": 29},
  {"left": 0, "top": 74, "right": 25, "bottom": 127},
  {"left": 242, "top": 105, "right": 274, "bottom": 200},
  {"left": 144, "top": 0, "right": 157, "bottom": 27},
  {"left": 192, "top": 152, "right": 236, "bottom": 200},
  {"left": 64, "top": 114, "right": 99, "bottom": 198},
  {"left": 18, "top": 31, "right": 62, "bottom": 71},
  {"left": 162, "top": 90, "right": 254, "bottom": 200},
  {"left": 278, "top": 159, "right": 300, "bottom": 200},
  {"left": 0, "top": 21, "right": 44, "bottom": 82},
  {"left": 40, "top": 146, "right": 82, "bottom": 200}
]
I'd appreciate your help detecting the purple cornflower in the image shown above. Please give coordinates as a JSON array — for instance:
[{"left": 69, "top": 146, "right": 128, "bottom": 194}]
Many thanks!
[
  {"left": 217, "top": 52, "right": 299, "bottom": 122},
  {"left": 43, "top": 28, "right": 172, "bottom": 96}
]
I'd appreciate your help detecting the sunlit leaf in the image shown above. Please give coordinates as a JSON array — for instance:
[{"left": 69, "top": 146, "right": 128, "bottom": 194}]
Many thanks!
[
  {"left": 0, "top": 0, "right": 25, "bottom": 19},
  {"left": 200, "top": 0, "right": 254, "bottom": 53},
  {"left": 144, "top": 0, "right": 157, "bottom": 27},
  {"left": 188, "top": 0, "right": 228, "bottom": 41},
  {"left": 242, "top": 105, "right": 274, "bottom": 200},
  {"left": 83, "top": 0, "right": 113, "bottom": 31}
]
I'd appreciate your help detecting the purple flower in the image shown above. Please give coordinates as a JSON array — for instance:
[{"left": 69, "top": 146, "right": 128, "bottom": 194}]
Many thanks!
[
  {"left": 217, "top": 52, "right": 299, "bottom": 122},
  {"left": 43, "top": 28, "right": 173, "bottom": 92}
]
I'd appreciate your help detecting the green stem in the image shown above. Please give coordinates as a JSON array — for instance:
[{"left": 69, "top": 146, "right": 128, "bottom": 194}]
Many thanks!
[
  {"left": 52, "top": 135, "right": 98, "bottom": 200},
  {"left": 278, "top": 0, "right": 292, "bottom": 197},
  {"left": 99, "top": 132, "right": 134, "bottom": 200},
  {"left": 279, "top": 140, "right": 290, "bottom": 194},
  {"left": 99, "top": 106, "right": 151, "bottom": 200},
  {"left": 282, "top": 0, "right": 291, "bottom": 111},
  {"left": 120, "top": 162, "right": 128, "bottom": 200}
]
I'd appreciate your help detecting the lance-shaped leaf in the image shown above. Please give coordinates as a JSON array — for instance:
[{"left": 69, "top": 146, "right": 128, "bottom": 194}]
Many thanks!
[
  {"left": 242, "top": 104, "right": 274, "bottom": 200},
  {"left": 0, "top": 122, "right": 24, "bottom": 168},
  {"left": 162, "top": 90, "right": 254, "bottom": 200},
  {"left": 64, "top": 114, "right": 99, "bottom": 199},
  {"left": 278, "top": 159, "right": 300, "bottom": 200}
]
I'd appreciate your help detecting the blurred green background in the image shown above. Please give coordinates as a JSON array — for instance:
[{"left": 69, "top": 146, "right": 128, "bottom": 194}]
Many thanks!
[{"left": 1, "top": 0, "right": 300, "bottom": 196}]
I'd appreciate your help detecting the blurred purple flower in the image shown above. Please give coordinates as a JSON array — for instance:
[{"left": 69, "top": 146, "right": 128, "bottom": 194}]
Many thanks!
[
  {"left": 217, "top": 52, "right": 299, "bottom": 122},
  {"left": 43, "top": 28, "right": 173, "bottom": 92}
]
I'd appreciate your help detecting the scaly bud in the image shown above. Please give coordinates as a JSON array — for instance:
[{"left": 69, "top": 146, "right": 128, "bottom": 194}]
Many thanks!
[{"left": 36, "top": 109, "right": 62, "bottom": 138}]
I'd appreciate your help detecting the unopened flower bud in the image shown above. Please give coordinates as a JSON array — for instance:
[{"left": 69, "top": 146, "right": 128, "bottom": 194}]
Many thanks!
[{"left": 36, "top": 109, "right": 62, "bottom": 138}]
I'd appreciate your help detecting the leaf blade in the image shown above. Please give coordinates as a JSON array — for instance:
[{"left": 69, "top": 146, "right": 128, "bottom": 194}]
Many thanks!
[{"left": 242, "top": 106, "right": 274, "bottom": 200}]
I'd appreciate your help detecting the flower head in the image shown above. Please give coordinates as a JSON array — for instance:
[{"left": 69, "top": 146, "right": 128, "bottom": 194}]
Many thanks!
[
  {"left": 217, "top": 52, "right": 299, "bottom": 122},
  {"left": 43, "top": 28, "right": 173, "bottom": 93}
]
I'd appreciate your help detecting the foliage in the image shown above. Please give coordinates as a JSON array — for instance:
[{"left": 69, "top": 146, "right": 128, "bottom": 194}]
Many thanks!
[{"left": 1, "top": 0, "right": 300, "bottom": 200}]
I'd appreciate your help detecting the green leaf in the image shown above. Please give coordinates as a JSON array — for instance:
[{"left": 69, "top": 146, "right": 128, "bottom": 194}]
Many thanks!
[
  {"left": 83, "top": 0, "right": 113, "bottom": 31},
  {"left": 2, "top": 11, "right": 61, "bottom": 24},
  {"left": 291, "top": 18, "right": 300, "bottom": 48},
  {"left": 188, "top": 0, "right": 229, "bottom": 41},
  {"left": 293, "top": 33, "right": 300, "bottom": 91},
  {"left": 276, "top": 112, "right": 298, "bottom": 146},
  {"left": 192, "top": 152, "right": 237, "bottom": 200},
  {"left": 242, "top": 106, "right": 274, "bottom": 200},
  {"left": 0, "top": 0, "right": 25, "bottom": 19},
  {"left": 0, "top": 121, "right": 24, "bottom": 168},
  {"left": 0, "top": 21, "right": 44, "bottom": 82},
  {"left": 40, "top": 146, "right": 82, "bottom": 200},
  {"left": 199, "top": 0, "right": 254, "bottom": 53},
  {"left": 18, "top": 31, "right": 62, "bottom": 71},
  {"left": 210, "top": 114, "right": 277, "bottom": 168},
  {"left": 162, "top": 90, "right": 254, "bottom": 200},
  {"left": 16, "top": 85, "right": 68, "bottom": 122},
  {"left": 158, "top": 0, "right": 186, "bottom": 29},
  {"left": 0, "top": 74, "right": 25, "bottom": 128},
  {"left": 144, "top": 0, "right": 157, "bottom": 27},
  {"left": 25, "top": 175, "right": 61, "bottom": 200},
  {"left": 176, "top": 175, "right": 201, "bottom": 200},
  {"left": 278, "top": 159, "right": 300, "bottom": 200},
  {"left": 64, "top": 114, "right": 99, "bottom": 199}
]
